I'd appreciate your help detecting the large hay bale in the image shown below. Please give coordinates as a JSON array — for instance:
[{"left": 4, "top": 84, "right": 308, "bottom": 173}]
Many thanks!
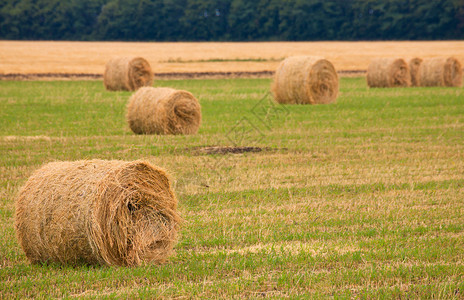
[
  {"left": 367, "top": 58, "right": 411, "bottom": 88},
  {"left": 419, "top": 57, "right": 462, "bottom": 87},
  {"left": 271, "top": 56, "right": 339, "bottom": 104},
  {"left": 408, "top": 58, "right": 423, "bottom": 87},
  {"left": 15, "top": 160, "right": 180, "bottom": 267},
  {"left": 104, "top": 57, "right": 154, "bottom": 91},
  {"left": 127, "top": 87, "right": 201, "bottom": 135}
]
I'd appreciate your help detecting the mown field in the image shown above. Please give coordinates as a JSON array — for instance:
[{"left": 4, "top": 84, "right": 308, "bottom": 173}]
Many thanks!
[
  {"left": 1, "top": 77, "right": 464, "bottom": 298},
  {"left": 1, "top": 40, "right": 464, "bottom": 75}
]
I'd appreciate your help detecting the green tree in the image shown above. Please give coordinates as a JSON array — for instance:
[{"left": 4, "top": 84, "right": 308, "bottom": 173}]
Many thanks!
[
  {"left": 227, "top": 0, "right": 259, "bottom": 40},
  {"left": 1, "top": 0, "right": 463, "bottom": 41},
  {"left": 180, "top": 0, "right": 230, "bottom": 40}
]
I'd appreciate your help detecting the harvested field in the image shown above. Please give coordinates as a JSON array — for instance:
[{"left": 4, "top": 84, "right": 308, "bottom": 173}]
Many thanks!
[
  {"left": 2, "top": 77, "right": 464, "bottom": 298},
  {"left": 1, "top": 42, "right": 464, "bottom": 297},
  {"left": 1, "top": 41, "right": 463, "bottom": 79}
]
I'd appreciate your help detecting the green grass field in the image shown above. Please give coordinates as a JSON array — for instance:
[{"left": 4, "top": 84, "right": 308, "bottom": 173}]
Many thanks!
[{"left": 1, "top": 77, "right": 463, "bottom": 298}]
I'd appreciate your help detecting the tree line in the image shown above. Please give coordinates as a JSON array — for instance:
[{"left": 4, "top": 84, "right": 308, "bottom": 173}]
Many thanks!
[{"left": 1, "top": 0, "right": 463, "bottom": 41}]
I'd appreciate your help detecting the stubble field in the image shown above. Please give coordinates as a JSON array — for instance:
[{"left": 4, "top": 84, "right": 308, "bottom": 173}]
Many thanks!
[
  {"left": 1, "top": 40, "right": 464, "bottom": 77},
  {"left": 1, "top": 75, "right": 464, "bottom": 298},
  {"left": 1, "top": 41, "right": 464, "bottom": 298}
]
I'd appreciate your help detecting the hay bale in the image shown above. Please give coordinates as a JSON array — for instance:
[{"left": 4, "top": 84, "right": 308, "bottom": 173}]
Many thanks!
[
  {"left": 127, "top": 87, "right": 201, "bottom": 135},
  {"left": 15, "top": 160, "right": 180, "bottom": 267},
  {"left": 367, "top": 58, "right": 411, "bottom": 88},
  {"left": 408, "top": 58, "right": 423, "bottom": 86},
  {"left": 104, "top": 57, "right": 154, "bottom": 91},
  {"left": 271, "top": 56, "right": 339, "bottom": 104},
  {"left": 419, "top": 57, "right": 462, "bottom": 87}
]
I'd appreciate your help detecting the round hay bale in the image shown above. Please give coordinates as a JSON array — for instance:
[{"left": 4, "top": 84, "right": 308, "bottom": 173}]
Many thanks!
[
  {"left": 104, "top": 57, "right": 154, "bottom": 91},
  {"left": 127, "top": 87, "right": 201, "bottom": 135},
  {"left": 15, "top": 160, "right": 180, "bottom": 267},
  {"left": 419, "top": 57, "right": 462, "bottom": 87},
  {"left": 367, "top": 58, "right": 411, "bottom": 88},
  {"left": 408, "top": 58, "right": 423, "bottom": 87},
  {"left": 271, "top": 56, "right": 339, "bottom": 105}
]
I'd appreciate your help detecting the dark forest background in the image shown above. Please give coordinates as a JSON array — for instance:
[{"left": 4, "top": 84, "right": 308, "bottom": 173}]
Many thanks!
[{"left": 1, "top": 0, "right": 463, "bottom": 41}]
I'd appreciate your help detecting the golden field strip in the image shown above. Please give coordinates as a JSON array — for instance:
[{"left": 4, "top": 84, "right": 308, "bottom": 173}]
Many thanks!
[{"left": 1, "top": 41, "right": 463, "bottom": 76}]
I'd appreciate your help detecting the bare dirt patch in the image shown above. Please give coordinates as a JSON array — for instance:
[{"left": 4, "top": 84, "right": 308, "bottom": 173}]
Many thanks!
[
  {"left": 189, "top": 146, "right": 284, "bottom": 155},
  {"left": 0, "top": 73, "right": 101, "bottom": 81},
  {"left": 0, "top": 70, "right": 365, "bottom": 80}
]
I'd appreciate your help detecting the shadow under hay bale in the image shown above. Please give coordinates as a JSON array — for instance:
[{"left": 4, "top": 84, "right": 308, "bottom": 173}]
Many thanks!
[
  {"left": 271, "top": 56, "right": 339, "bottom": 105},
  {"left": 127, "top": 87, "right": 201, "bottom": 135},
  {"left": 367, "top": 58, "right": 410, "bottom": 88},
  {"left": 104, "top": 57, "right": 154, "bottom": 91},
  {"left": 419, "top": 57, "right": 463, "bottom": 87},
  {"left": 15, "top": 160, "right": 180, "bottom": 267},
  {"left": 408, "top": 58, "right": 423, "bottom": 87}
]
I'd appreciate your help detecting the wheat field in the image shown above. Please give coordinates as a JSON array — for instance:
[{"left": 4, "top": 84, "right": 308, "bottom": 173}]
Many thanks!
[{"left": 1, "top": 40, "right": 463, "bottom": 75}]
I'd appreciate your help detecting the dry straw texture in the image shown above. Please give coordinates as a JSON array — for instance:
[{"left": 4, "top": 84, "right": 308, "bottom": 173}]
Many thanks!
[
  {"left": 408, "top": 58, "right": 423, "bottom": 86},
  {"left": 271, "top": 56, "right": 339, "bottom": 104},
  {"left": 127, "top": 87, "right": 201, "bottom": 135},
  {"left": 419, "top": 57, "right": 463, "bottom": 87},
  {"left": 367, "top": 58, "right": 411, "bottom": 88},
  {"left": 15, "top": 160, "right": 180, "bottom": 267},
  {"left": 103, "top": 57, "right": 154, "bottom": 91}
]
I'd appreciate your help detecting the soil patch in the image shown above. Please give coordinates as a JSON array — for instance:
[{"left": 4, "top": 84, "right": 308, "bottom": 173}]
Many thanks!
[
  {"left": 0, "top": 70, "right": 366, "bottom": 81},
  {"left": 189, "top": 146, "right": 286, "bottom": 155}
]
